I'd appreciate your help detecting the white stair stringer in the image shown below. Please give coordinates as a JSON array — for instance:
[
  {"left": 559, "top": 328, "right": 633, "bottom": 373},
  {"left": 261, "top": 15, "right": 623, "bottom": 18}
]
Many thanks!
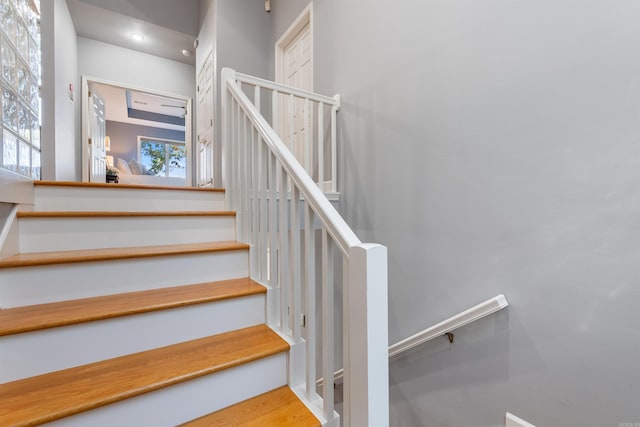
[
  {"left": 42, "top": 353, "right": 287, "bottom": 427},
  {"left": 0, "top": 250, "right": 248, "bottom": 308},
  {"left": 18, "top": 214, "right": 236, "bottom": 253},
  {"left": 0, "top": 293, "right": 265, "bottom": 383},
  {"left": 33, "top": 185, "right": 225, "bottom": 212}
]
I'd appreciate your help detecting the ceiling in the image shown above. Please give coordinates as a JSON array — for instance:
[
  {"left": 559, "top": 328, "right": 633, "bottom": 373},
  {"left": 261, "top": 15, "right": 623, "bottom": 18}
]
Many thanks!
[
  {"left": 66, "top": 0, "right": 197, "bottom": 65},
  {"left": 93, "top": 82, "right": 186, "bottom": 131}
]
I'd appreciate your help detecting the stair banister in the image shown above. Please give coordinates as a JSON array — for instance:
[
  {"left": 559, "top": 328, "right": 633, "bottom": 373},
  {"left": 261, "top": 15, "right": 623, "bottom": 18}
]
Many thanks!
[
  {"left": 223, "top": 71, "right": 357, "bottom": 253},
  {"left": 221, "top": 67, "right": 389, "bottom": 427}
]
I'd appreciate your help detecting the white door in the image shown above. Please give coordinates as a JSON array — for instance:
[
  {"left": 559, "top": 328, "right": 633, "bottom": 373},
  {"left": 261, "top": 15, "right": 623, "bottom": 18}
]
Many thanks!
[
  {"left": 197, "top": 49, "right": 214, "bottom": 187},
  {"left": 280, "top": 22, "right": 312, "bottom": 169},
  {"left": 88, "top": 84, "right": 107, "bottom": 183}
]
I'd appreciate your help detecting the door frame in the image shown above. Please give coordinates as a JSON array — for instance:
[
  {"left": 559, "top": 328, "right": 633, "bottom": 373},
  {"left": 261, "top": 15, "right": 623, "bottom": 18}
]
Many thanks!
[
  {"left": 196, "top": 47, "right": 214, "bottom": 187},
  {"left": 80, "top": 76, "right": 193, "bottom": 185},
  {"left": 274, "top": 3, "right": 313, "bottom": 89}
]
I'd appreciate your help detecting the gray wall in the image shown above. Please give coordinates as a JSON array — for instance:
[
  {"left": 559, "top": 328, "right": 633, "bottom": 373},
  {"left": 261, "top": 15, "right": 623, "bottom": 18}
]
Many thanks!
[
  {"left": 75, "top": 0, "right": 199, "bottom": 37},
  {"left": 210, "top": 0, "right": 270, "bottom": 185},
  {"left": 106, "top": 121, "right": 185, "bottom": 163},
  {"left": 41, "top": 0, "right": 81, "bottom": 181},
  {"left": 196, "top": 0, "right": 216, "bottom": 74},
  {"left": 266, "top": 1, "right": 640, "bottom": 426},
  {"left": 78, "top": 37, "right": 196, "bottom": 99}
]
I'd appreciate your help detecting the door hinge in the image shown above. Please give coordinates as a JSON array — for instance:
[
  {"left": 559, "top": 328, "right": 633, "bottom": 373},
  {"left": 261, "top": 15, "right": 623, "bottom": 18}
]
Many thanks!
[
  {"left": 210, "top": 119, "right": 213, "bottom": 126},
  {"left": 197, "top": 85, "right": 200, "bottom": 92},
  {"left": 301, "top": 314, "right": 306, "bottom": 328},
  {"left": 88, "top": 138, "right": 92, "bottom": 145},
  {"left": 88, "top": 91, "right": 92, "bottom": 98}
]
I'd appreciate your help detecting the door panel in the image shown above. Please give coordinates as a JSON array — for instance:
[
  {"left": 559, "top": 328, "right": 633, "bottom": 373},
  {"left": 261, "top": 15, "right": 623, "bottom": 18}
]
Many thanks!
[
  {"left": 88, "top": 85, "right": 106, "bottom": 183},
  {"left": 281, "top": 22, "right": 312, "bottom": 170},
  {"left": 197, "top": 50, "right": 214, "bottom": 187}
]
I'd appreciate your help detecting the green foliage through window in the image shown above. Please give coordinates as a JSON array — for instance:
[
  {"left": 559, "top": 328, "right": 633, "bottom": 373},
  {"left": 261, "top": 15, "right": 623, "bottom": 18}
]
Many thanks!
[{"left": 139, "top": 139, "right": 186, "bottom": 178}]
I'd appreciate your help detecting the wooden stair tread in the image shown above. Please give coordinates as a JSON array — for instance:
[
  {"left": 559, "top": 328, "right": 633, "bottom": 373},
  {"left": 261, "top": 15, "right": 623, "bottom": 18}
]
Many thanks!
[
  {"left": 0, "top": 278, "right": 265, "bottom": 336},
  {"left": 0, "top": 241, "right": 249, "bottom": 269},
  {"left": 34, "top": 180, "right": 225, "bottom": 192},
  {"left": 17, "top": 210, "right": 236, "bottom": 218},
  {"left": 0, "top": 325, "right": 288, "bottom": 426},
  {"left": 181, "top": 386, "right": 321, "bottom": 427}
]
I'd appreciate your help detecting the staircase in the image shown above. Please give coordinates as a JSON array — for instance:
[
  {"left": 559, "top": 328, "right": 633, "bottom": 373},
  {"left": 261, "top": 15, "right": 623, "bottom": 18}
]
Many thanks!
[{"left": 0, "top": 181, "right": 321, "bottom": 426}]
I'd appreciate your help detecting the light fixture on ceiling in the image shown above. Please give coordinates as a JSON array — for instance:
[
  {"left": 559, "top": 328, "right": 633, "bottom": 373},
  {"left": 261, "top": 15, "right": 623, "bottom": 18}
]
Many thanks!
[
  {"left": 130, "top": 33, "right": 145, "bottom": 42},
  {"left": 181, "top": 49, "right": 192, "bottom": 57}
]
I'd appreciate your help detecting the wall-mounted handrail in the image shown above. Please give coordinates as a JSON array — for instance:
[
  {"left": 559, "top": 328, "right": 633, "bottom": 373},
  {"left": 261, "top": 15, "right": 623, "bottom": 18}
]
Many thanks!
[
  {"left": 318, "top": 294, "right": 509, "bottom": 386},
  {"left": 389, "top": 294, "right": 508, "bottom": 358}
]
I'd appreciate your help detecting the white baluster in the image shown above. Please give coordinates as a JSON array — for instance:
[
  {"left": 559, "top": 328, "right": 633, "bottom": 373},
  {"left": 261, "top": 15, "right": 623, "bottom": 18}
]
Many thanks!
[
  {"left": 272, "top": 90, "right": 280, "bottom": 137},
  {"left": 331, "top": 96, "right": 340, "bottom": 193},
  {"left": 304, "top": 204, "right": 317, "bottom": 400},
  {"left": 322, "top": 228, "right": 335, "bottom": 420},
  {"left": 277, "top": 163, "right": 289, "bottom": 333},
  {"left": 291, "top": 185, "right": 301, "bottom": 343},
  {"left": 288, "top": 93, "right": 295, "bottom": 154},
  {"left": 259, "top": 137, "right": 268, "bottom": 283},
  {"left": 304, "top": 98, "right": 311, "bottom": 177},
  {"left": 254, "top": 85, "right": 261, "bottom": 113},
  {"left": 318, "top": 102, "right": 324, "bottom": 190}
]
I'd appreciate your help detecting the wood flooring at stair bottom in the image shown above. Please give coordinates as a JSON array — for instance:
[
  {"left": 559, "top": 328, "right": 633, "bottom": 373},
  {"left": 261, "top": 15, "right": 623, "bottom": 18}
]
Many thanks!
[
  {"left": 0, "top": 325, "right": 288, "bottom": 427},
  {"left": 180, "top": 386, "right": 321, "bottom": 427}
]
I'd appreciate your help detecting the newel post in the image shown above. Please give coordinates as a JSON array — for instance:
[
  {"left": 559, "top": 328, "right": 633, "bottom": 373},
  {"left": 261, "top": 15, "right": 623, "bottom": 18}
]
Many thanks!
[{"left": 344, "top": 243, "right": 389, "bottom": 427}]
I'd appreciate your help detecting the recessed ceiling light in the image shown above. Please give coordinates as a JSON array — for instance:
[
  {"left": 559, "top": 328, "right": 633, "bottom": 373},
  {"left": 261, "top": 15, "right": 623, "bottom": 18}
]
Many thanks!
[
  {"left": 182, "top": 49, "right": 192, "bottom": 57},
  {"left": 130, "top": 33, "right": 144, "bottom": 42}
]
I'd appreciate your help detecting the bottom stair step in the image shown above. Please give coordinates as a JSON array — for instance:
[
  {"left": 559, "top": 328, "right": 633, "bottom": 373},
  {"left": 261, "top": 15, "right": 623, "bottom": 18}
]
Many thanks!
[
  {"left": 0, "top": 324, "right": 289, "bottom": 426},
  {"left": 181, "top": 386, "right": 321, "bottom": 427}
]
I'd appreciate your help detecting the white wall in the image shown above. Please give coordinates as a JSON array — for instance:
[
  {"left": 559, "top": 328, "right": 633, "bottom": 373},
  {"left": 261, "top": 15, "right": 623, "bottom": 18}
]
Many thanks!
[
  {"left": 200, "top": 0, "right": 269, "bottom": 186},
  {"left": 40, "top": 0, "right": 80, "bottom": 181},
  {"left": 76, "top": 0, "right": 199, "bottom": 37},
  {"left": 196, "top": 0, "right": 216, "bottom": 74},
  {"left": 78, "top": 37, "right": 196, "bottom": 183},
  {"left": 78, "top": 38, "right": 196, "bottom": 99}
]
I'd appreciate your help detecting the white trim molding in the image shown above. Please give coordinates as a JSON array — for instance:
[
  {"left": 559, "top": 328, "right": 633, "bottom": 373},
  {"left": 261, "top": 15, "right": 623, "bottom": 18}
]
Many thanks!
[
  {"left": 274, "top": 3, "right": 313, "bottom": 88},
  {"left": 0, "top": 168, "right": 34, "bottom": 204},
  {"left": 80, "top": 76, "right": 193, "bottom": 185}
]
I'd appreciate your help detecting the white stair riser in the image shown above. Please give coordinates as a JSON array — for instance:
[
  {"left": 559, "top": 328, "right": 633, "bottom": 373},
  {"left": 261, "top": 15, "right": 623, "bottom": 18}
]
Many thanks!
[
  {"left": 0, "top": 251, "right": 248, "bottom": 308},
  {"left": 33, "top": 187, "right": 225, "bottom": 212},
  {"left": 0, "top": 294, "right": 265, "bottom": 383},
  {"left": 42, "top": 353, "right": 287, "bottom": 427},
  {"left": 18, "top": 216, "right": 236, "bottom": 253}
]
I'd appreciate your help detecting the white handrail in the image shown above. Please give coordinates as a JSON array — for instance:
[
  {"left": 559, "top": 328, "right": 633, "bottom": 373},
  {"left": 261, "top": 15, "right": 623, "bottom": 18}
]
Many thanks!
[
  {"left": 232, "top": 71, "right": 340, "bottom": 194},
  {"left": 224, "top": 77, "right": 360, "bottom": 255},
  {"left": 236, "top": 72, "right": 339, "bottom": 106},
  {"left": 389, "top": 294, "right": 508, "bottom": 358},
  {"left": 318, "top": 294, "right": 509, "bottom": 386}
]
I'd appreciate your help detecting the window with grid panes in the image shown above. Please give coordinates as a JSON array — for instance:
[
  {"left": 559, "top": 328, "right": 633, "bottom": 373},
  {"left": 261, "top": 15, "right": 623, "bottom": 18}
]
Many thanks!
[{"left": 0, "top": 0, "right": 40, "bottom": 179}]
